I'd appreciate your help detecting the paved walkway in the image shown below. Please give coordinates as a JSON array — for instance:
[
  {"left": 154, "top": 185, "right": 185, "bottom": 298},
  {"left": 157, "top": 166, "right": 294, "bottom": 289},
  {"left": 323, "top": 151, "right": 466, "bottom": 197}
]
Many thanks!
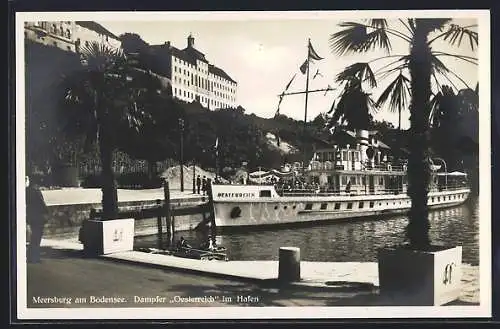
[
  {"left": 41, "top": 188, "right": 204, "bottom": 206},
  {"left": 40, "top": 239, "right": 479, "bottom": 305}
]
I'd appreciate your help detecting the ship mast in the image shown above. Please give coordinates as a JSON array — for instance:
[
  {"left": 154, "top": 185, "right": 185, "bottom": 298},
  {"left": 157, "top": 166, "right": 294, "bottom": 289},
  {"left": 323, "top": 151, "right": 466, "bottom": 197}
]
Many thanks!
[{"left": 302, "top": 38, "right": 311, "bottom": 176}]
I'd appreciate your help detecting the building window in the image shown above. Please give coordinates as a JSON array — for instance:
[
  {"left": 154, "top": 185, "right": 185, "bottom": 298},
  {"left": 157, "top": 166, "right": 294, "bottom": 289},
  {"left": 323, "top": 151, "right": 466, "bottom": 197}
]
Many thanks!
[
  {"left": 305, "top": 203, "right": 313, "bottom": 211},
  {"left": 359, "top": 202, "right": 364, "bottom": 209},
  {"left": 347, "top": 202, "right": 353, "bottom": 210},
  {"left": 320, "top": 203, "right": 328, "bottom": 210},
  {"left": 334, "top": 203, "right": 341, "bottom": 210},
  {"left": 369, "top": 201, "right": 374, "bottom": 208}
]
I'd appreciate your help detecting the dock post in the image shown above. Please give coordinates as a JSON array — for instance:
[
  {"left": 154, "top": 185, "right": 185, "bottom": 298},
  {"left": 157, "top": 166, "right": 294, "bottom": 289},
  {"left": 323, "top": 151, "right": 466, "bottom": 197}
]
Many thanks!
[
  {"left": 156, "top": 199, "right": 163, "bottom": 250},
  {"left": 207, "top": 182, "right": 217, "bottom": 245},
  {"left": 163, "top": 180, "right": 172, "bottom": 248},
  {"left": 278, "top": 247, "right": 301, "bottom": 283}
]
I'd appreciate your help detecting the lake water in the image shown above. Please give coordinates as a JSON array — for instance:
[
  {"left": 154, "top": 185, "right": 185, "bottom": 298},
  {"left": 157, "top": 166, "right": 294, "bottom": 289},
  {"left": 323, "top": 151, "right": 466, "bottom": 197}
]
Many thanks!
[{"left": 135, "top": 197, "right": 480, "bottom": 266}]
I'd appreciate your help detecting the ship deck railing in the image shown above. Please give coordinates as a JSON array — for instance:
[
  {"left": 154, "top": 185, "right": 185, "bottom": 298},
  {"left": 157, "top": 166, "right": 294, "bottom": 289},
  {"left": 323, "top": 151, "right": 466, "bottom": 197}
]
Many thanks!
[
  {"left": 276, "top": 185, "right": 469, "bottom": 197},
  {"left": 307, "top": 162, "right": 407, "bottom": 172}
]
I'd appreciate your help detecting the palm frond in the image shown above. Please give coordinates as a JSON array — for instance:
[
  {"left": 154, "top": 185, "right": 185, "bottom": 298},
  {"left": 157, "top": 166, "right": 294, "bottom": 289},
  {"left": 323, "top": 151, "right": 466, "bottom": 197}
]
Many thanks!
[
  {"left": 430, "top": 56, "right": 450, "bottom": 76},
  {"left": 442, "top": 24, "right": 478, "bottom": 51},
  {"left": 335, "top": 62, "right": 377, "bottom": 88},
  {"left": 407, "top": 19, "right": 416, "bottom": 34},
  {"left": 369, "top": 19, "right": 388, "bottom": 29},
  {"left": 376, "top": 72, "right": 411, "bottom": 114},
  {"left": 330, "top": 22, "right": 391, "bottom": 56},
  {"left": 428, "top": 23, "right": 478, "bottom": 50}
]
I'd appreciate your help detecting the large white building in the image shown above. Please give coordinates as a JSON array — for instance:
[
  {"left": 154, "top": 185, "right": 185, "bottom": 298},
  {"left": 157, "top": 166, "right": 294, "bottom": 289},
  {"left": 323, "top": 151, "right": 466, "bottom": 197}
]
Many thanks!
[
  {"left": 149, "top": 35, "right": 237, "bottom": 109},
  {"left": 24, "top": 21, "right": 121, "bottom": 53}
]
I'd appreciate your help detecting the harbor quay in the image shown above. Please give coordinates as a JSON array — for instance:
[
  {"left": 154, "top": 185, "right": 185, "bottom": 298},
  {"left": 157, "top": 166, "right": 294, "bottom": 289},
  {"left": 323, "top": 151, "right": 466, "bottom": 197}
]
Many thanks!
[
  {"left": 25, "top": 238, "right": 480, "bottom": 308},
  {"left": 38, "top": 187, "right": 207, "bottom": 240}
]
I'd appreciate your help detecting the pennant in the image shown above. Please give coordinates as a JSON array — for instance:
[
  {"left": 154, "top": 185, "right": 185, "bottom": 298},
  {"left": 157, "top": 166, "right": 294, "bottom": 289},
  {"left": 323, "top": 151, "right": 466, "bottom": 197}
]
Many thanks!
[
  {"left": 308, "top": 40, "right": 324, "bottom": 61},
  {"left": 324, "top": 84, "right": 332, "bottom": 96},
  {"left": 275, "top": 94, "right": 285, "bottom": 117},
  {"left": 284, "top": 73, "right": 296, "bottom": 91},
  {"left": 299, "top": 59, "right": 309, "bottom": 74},
  {"left": 275, "top": 74, "right": 296, "bottom": 117},
  {"left": 313, "top": 69, "right": 323, "bottom": 79}
]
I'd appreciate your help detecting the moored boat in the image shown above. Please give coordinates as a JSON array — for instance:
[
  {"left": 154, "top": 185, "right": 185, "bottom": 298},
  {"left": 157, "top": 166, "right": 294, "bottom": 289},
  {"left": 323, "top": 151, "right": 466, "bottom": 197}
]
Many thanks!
[{"left": 210, "top": 129, "right": 470, "bottom": 228}]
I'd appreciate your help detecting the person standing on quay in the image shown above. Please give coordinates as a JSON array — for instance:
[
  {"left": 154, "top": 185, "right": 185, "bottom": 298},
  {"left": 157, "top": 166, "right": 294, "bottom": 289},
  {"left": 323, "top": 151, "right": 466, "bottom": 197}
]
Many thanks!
[
  {"left": 25, "top": 175, "right": 48, "bottom": 263},
  {"left": 196, "top": 175, "right": 201, "bottom": 194},
  {"left": 202, "top": 176, "right": 207, "bottom": 195}
]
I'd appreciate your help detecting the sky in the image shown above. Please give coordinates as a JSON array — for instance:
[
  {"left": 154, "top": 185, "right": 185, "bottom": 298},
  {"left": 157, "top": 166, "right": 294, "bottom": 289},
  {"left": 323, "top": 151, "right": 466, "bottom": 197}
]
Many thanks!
[{"left": 96, "top": 15, "right": 480, "bottom": 130}]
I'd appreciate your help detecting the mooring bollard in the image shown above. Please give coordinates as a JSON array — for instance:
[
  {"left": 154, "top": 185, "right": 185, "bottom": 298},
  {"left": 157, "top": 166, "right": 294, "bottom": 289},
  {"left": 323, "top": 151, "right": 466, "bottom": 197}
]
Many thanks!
[{"left": 278, "top": 247, "right": 301, "bottom": 282}]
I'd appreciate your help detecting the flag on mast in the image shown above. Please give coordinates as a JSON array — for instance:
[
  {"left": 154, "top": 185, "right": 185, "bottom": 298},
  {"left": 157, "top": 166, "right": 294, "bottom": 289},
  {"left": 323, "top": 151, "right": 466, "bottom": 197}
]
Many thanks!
[
  {"left": 308, "top": 40, "right": 324, "bottom": 61},
  {"left": 299, "top": 59, "right": 308, "bottom": 74},
  {"left": 299, "top": 40, "right": 323, "bottom": 75}
]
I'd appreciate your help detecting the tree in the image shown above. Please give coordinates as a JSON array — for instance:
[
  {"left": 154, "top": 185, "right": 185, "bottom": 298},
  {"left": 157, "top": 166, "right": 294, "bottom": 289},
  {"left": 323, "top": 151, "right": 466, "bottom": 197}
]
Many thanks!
[
  {"left": 328, "top": 64, "right": 378, "bottom": 130},
  {"left": 330, "top": 19, "right": 478, "bottom": 248},
  {"left": 62, "top": 41, "right": 170, "bottom": 217}
]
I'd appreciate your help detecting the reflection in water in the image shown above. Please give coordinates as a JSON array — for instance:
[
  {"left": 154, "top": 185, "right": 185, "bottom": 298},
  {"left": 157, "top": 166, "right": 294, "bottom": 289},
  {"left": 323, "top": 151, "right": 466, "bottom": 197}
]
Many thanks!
[{"left": 135, "top": 198, "right": 479, "bottom": 265}]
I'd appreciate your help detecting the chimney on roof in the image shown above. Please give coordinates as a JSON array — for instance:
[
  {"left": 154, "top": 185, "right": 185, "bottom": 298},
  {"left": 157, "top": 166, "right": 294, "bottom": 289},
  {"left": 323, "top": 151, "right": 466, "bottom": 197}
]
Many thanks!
[{"left": 187, "top": 34, "right": 195, "bottom": 48}]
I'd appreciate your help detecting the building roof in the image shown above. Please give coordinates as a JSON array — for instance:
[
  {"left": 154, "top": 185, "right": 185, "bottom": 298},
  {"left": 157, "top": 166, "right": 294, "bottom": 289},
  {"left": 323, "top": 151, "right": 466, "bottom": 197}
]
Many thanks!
[
  {"left": 75, "top": 21, "right": 119, "bottom": 40},
  {"left": 208, "top": 64, "right": 236, "bottom": 83},
  {"left": 149, "top": 40, "right": 236, "bottom": 84}
]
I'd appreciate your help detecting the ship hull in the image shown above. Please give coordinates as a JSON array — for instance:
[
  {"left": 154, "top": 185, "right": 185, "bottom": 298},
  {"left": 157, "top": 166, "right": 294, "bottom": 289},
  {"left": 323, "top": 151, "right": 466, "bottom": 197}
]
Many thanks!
[{"left": 211, "top": 186, "right": 471, "bottom": 228}]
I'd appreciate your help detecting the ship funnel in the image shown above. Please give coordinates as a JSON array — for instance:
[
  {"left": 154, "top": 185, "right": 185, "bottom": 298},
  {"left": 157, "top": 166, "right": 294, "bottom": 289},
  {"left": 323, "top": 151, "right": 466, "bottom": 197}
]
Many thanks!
[{"left": 356, "top": 129, "right": 370, "bottom": 163}]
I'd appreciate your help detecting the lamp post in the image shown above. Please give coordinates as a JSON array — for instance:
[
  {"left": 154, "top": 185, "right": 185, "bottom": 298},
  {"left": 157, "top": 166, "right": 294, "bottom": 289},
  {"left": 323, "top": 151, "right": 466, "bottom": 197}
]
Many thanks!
[
  {"left": 179, "top": 118, "right": 185, "bottom": 192},
  {"left": 192, "top": 160, "right": 196, "bottom": 194}
]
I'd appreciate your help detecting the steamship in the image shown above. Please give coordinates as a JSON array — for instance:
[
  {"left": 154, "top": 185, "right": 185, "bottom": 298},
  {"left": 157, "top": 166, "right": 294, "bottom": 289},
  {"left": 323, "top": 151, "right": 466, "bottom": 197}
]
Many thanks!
[
  {"left": 209, "top": 129, "right": 470, "bottom": 228},
  {"left": 208, "top": 38, "right": 470, "bottom": 228}
]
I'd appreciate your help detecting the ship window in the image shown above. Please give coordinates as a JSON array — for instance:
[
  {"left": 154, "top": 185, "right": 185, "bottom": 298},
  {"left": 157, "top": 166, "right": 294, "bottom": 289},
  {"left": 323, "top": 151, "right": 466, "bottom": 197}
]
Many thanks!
[
  {"left": 369, "top": 201, "right": 374, "bottom": 208},
  {"left": 284, "top": 206, "right": 288, "bottom": 210},
  {"left": 347, "top": 202, "right": 353, "bottom": 210},
  {"left": 359, "top": 202, "right": 364, "bottom": 209},
  {"left": 350, "top": 176, "right": 356, "bottom": 184},
  {"left": 354, "top": 152, "right": 359, "bottom": 161},
  {"left": 341, "top": 176, "right": 348, "bottom": 185},
  {"left": 334, "top": 203, "right": 341, "bottom": 210},
  {"left": 438, "top": 197, "right": 441, "bottom": 202},
  {"left": 320, "top": 203, "right": 328, "bottom": 210},
  {"left": 259, "top": 190, "right": 271, "bottom": 197},
  {"left": 432, "top": 197, "right": 435, "bottom": 202},
  {"left": 274, "top": 205, "right": 278, "bottom": 210},
  {"left": 362, "top": 177, "right": 366, "bottom": 185},
  {"left": 305, "top": 203, "right": 313, "bottom": 210},
  {"left": 379, "top": 177, "right": 384, "bottom": 185},
  {"left": 342, "top": 151, "right": 348, "bottom": 160},
  {"left": 293, "top": 205, "right": 296, "bottom": 209}
]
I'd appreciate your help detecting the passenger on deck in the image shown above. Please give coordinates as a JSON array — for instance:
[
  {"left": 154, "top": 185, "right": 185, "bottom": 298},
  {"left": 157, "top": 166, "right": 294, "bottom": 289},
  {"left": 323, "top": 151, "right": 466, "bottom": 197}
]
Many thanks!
[{"left": 345, "top": 181, "right": 351, "bottom": 194}]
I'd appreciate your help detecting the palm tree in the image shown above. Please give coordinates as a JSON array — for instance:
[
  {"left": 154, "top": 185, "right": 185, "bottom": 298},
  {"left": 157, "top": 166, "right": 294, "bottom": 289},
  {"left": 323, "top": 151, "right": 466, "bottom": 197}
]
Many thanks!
[
  {"left": 63, "top": 41, "right": 171, "bottom": 218},
  {"left": 330, "top": 19, "right": 478, "bottom": 249}
]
